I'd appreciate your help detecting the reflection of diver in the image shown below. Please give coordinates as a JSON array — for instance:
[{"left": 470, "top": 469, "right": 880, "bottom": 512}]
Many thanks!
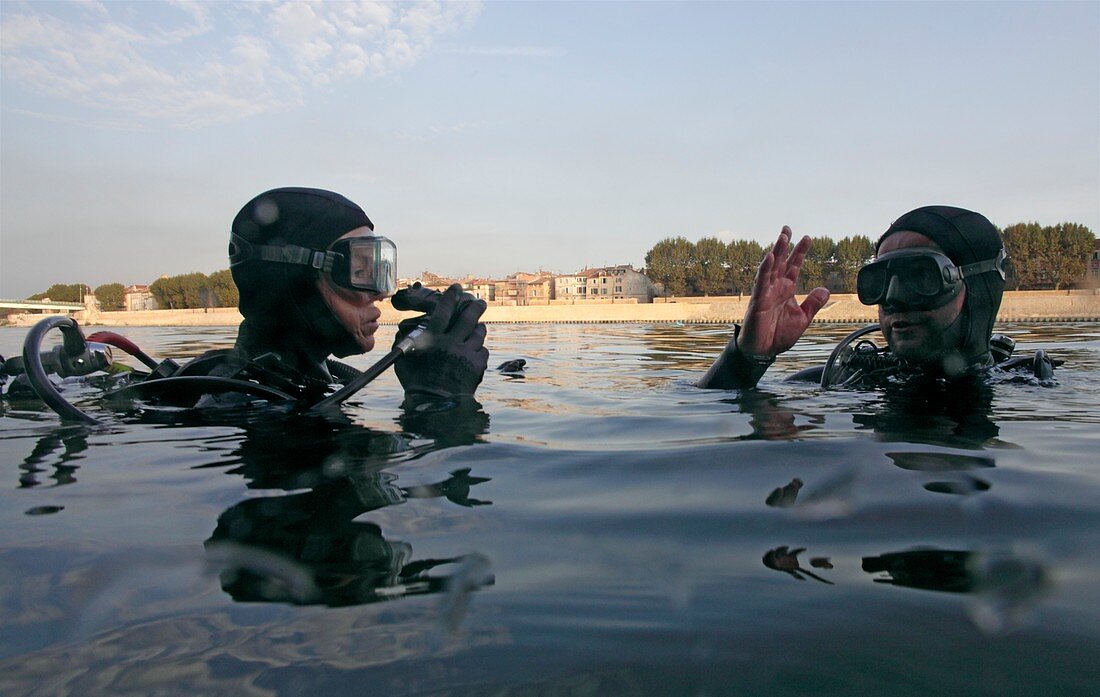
[
  {"left": 720, "top": 389, "right": 825, "bottom": 441},
  {"left": 763, "top": 546, "right": 835, "bottom": 584},
  {"left": 853, "top": 376, "right": 1002, "bottom": 449},
  {"left": 762, "top": 544, "right": 1048, "bottom": 633},
  {"left": 725, "top": 378, "right": 999, "bottom": 449},
  {"left": 205, "top": 405, "right": 494, "bottom": 608},
  {"left": 863, "top": 545, "right": 1048, "bottom": 633},
  {"left": 862, "top": 549, "right": 975, "bottom": 593},
  {"left": 18, "top": 429, "right": 88, "bottom": 488}
]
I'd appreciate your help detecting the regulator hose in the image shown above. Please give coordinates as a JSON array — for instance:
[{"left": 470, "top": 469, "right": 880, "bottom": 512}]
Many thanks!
[
  {"left": 87, "top": 331, "right": 159, "bottom": 369},
  {"left": 309, "top": 324, "right": 428, "bottom": 412},
  {"left": 820, "top": 323, "right": 883, "bottom": 389},
  {"left": 22, "top": 316, "right": 102, "bottom": 425}
]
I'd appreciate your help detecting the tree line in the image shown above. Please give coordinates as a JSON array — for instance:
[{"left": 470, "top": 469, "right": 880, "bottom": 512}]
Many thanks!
[
  {"left": 1001, "top": 222, "right": 1095, "bottom": 290},
  {"left": 644, "top": 235, "right": 876, "bottom": 296},
  {"left": 26, "top": 270, "right": 239, "bottom": 310},
  {"left": 645, "top": 221, "right": 1096, "bottom": 296}
]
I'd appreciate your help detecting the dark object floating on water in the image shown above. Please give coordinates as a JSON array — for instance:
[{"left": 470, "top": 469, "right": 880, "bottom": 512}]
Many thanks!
[
  {"left": 497, "top": 359, "right": 527, "bottom": 373},
  {"left": 25, "top": 506, "right": 64, "bottom": 516}
]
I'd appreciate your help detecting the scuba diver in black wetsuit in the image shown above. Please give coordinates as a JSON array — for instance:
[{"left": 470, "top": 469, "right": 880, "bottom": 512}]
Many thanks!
[
  {"left": 1, "top": 188, "right": 490, "bottom": 422},
  {"left": 699, "top": 205, "right": 1055, "bottom": 391},
  {"left": 192, "top": 187, "right": 490, "bottom": 408}
]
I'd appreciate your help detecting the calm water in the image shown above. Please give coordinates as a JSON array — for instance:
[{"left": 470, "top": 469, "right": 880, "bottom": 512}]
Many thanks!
[{"left": 1, "top": 322, "right": 1098, "bottom": 696}]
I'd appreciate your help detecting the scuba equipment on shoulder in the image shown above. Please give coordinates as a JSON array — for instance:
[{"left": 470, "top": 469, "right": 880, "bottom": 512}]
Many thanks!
[
  {"left": 819, "top": 325, "right": 1056, "bottom": 389},
  {"left": 4, "top": 309, "right": 432, "bottom": 424},
  {"left": 6, "top": 316, "right": 114, "bottom": 425},
  {"left": 856, "top": 248, "right": 1006, "bottom": 311},
  {"left": 230, "top": 232, "right": 397, "bottom": 296},
  {"left": 820, "top": 324, "right": 904, "bottom": 388}
]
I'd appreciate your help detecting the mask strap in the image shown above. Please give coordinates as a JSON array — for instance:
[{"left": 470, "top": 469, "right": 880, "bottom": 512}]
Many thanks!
[
  {"left": 229, "top": 233, "right": 336, "bottom": 273},
  {"left": 957, "top": 249, "right": 1006, "bottom": 281}
]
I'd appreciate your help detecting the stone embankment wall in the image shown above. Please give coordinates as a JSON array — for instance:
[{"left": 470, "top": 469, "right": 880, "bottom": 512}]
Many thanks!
[{"left": 5, "top": 290, "right": 1098, "bottom": 327}]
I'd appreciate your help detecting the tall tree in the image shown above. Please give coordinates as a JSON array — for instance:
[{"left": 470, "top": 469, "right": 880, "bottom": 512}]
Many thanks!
[
  {"left": 693, "top": 237, "right": 728, "bottom": 295},
  {"left": 27, "top": 283, "right": 85, "bottom": 303},
  {"left": 645, "top": 237, "right": 696, "bottom": 296},
  {"left": 1049, "top": 222, "right": 1095, "bottom": 290},
  {"left": 1002, "top": 222, "right": 1045, "bottom": 289},
  {"left": 800, "top": 236, "right": 837, "bottom": 293},
  {"left": 834, "top": 235, "right": 875, "bottom": 293},
  {"left": 207, "top": 269, "right": 239, "bottom": 307},
  {"left": 725, "top": 240, "right": 764, "bottom": 295},
  {"left": 177, "top": 272, "right": 210, "bottom": 309},
  {"left": 94, "top": 283, "right": 125, "bottom": 310}
]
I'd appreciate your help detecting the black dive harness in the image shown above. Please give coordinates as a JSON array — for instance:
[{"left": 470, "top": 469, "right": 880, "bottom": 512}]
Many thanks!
[{"left": 1, "top": 316, "right": 427, "bottom": 426}]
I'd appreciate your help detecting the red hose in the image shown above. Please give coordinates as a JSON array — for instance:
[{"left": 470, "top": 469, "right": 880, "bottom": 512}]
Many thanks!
[{"left": 87, "top": 331, "right": 159, "bottom": 369}]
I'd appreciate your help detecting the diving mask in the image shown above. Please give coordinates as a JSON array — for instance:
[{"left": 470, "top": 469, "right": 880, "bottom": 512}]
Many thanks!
[
  {"left": 230, "top": 233, "right": 397, "bottom": 296},
  {"left": 857, "top": 248, "right": 1005, "bottom": 311}
]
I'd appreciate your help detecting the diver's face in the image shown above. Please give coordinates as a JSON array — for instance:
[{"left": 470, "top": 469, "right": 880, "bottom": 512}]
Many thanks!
[
  {"left": 876, "top": 232, "right": 966, "bottom": 364},
  {"left": 317, "top": 226, "right": 383, "bottom": 353}
]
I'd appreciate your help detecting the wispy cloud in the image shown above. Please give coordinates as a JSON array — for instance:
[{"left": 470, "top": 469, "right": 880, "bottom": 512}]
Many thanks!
[
  {"left": 443, "top": 45, "right": 566, "bottom": 58},
  {"left": 0, "top": 1, "right": 483, "bottom": 129}
]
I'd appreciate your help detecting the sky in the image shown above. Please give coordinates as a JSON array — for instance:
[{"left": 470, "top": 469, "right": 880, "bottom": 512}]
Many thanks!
[{"left": 1, "top": 1, "right": 1097, "bottom": 298}]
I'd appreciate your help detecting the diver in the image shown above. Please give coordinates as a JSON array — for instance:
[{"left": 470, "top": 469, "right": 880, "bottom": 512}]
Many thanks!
[
  {"left": 3, "top": 187, "right": 490, "bottom": 422},
  {"left": 698, "top": 205, "right": 1055, "bottom": 390},
  {"left": 192, "top": 186, "right": 489, "bottom": 407}
]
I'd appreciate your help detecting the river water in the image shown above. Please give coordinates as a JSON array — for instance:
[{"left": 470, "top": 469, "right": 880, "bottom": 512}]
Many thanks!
[{"left": 1, "top": 322, "right": 1098, "bottom": 696}]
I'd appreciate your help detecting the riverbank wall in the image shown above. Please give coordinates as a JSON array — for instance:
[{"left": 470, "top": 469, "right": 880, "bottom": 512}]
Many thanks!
[{"left": 4, "top": 290, "right": 1098, "bottom": 327}]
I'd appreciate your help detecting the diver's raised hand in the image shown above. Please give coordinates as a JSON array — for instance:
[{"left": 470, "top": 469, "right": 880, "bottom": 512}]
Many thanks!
[
  {"left": 698, "top": 227, "right": 829, "bottom": 389},
  {"left": 392, "top": 284, "right": 489, "bottom": 398},
  {"left": 738, "top": 227, "right": 830, "bottom": 358}
]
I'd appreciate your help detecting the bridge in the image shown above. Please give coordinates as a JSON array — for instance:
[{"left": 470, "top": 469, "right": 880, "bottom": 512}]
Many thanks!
[{"left": 0, "top": 299, "right": 85, "bottom": 311}]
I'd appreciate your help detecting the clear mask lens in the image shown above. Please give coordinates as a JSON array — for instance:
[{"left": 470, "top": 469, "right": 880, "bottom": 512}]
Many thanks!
[{"left": 329, "top": 236, "right": 397, "bottom": 295}]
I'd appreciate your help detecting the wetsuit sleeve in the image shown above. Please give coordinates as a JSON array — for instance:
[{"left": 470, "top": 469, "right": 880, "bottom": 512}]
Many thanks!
[{"left": 697, "top": 324, "right": 775, "bottom": 390}]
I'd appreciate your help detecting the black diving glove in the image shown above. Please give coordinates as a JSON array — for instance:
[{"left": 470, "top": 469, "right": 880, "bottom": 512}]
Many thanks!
[{"left": 391, "top": 283, "right": 489, "bottom": 399}]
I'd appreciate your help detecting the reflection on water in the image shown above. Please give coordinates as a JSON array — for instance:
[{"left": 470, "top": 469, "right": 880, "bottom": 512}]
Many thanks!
[
  {"left": 1, "top": 322, "right": 1099, "bottom": 695},
  {"left": 204, "top": 412, "right": 494, "bottom": 608}
]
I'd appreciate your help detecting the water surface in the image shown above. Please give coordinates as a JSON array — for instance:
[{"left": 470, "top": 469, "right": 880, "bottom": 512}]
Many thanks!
[{"left": 1, "top": 322, "right": 1098, "bottom": 695}]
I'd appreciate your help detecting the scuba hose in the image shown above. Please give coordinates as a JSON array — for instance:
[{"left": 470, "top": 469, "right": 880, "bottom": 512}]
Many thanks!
[
  {"left": 12, "top": 317, "right": 430, "bottom": 423},
  {"left": 309, "top": 323, "right": 428, "bottom": 412},
  {"left": 20, "top": 316, "right": 111, "bottom": 425},
  {"left": 820, "top": 324, "right": 903, "bottom": 389},
  {"left": 86, "top": 331, "right": 159, "bottom": 369}
]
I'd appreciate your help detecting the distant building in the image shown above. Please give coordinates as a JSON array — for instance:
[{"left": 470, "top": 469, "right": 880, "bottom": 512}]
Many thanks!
[
  {"left": 581, "top": 265, "right": 657, "bottom": 302},
  {"left": 494, "top": 273, "right": 532, "bottom": 306},
  {"left": 554, "top": 270, "right": 595, "bottom": 301},
  {"left": 463, "top": 277, "right": 496, "bottom": 302},
  {"left": 526, "top": 273, "right": 554, "bottom": 304},
  {"left": 124, "top": 284, "right": 158, "bottom": 311}
]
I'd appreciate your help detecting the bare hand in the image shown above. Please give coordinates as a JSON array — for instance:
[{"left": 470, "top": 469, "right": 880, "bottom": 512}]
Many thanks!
[{"left": 738, "top": 227, "right": 830, "bottom": 357}]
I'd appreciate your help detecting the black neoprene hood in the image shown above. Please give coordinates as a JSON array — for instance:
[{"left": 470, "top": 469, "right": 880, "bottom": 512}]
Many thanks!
[
  {"left": 230, "top": 188, "right": 375, "bottom": 360},
  {"left": 876, "top": 206, "right": 1006, "bottom": 367}
]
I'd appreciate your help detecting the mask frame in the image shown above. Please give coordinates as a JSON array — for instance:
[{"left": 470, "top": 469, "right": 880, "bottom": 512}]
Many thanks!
[{"left": 857, "top": 248, "right": 1005, "bottom": 310}]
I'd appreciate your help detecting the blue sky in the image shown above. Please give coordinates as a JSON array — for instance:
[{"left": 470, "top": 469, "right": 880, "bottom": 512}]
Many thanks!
[{"left": 1, "top": 1, "right": 1097, "bottom": 298}]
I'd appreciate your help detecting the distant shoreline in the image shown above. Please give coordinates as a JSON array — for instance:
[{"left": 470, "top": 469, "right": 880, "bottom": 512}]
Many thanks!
[{"left": 3, "top": 290, "right": 1098, "bottom": 327}]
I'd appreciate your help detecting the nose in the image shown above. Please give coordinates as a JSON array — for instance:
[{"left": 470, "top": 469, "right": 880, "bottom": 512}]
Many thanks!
[{"left": 882, "top": 274, "right": 907, "bottom": 310}]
